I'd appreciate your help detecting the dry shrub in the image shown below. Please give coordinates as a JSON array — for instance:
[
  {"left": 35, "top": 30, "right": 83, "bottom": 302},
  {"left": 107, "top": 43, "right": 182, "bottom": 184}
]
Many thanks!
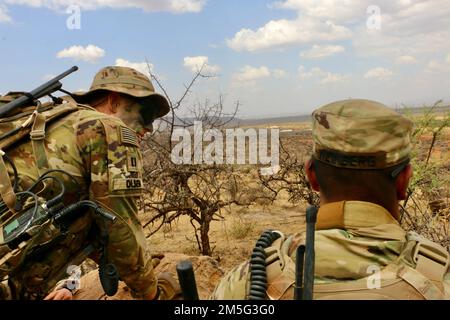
[
  {"left": 259, "top": 140, "right": 320, "bottom": 207},
  {"left": 229, "top": 218, "right": 254, "bottom": 239},
  {"left": 400, "top": 103, "right": 449, "bottom": 249}
]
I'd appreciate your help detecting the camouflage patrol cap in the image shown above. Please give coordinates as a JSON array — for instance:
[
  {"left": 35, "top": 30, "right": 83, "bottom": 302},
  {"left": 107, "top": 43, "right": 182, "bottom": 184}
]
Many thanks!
[
  {"left": 73, "top": 66, "right": 170, "bottom": 123},
  {"left": 311, "top": 99, "right": 413, "bottom": 169}
]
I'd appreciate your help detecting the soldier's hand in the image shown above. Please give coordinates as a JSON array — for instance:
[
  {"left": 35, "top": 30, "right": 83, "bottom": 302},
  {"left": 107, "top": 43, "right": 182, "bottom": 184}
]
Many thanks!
[
  {"left": 44, "top": 288, "right": 73, "bottom": 300},
  {"left": 154, "top": 272, "right": 182, "bottom": 300}
]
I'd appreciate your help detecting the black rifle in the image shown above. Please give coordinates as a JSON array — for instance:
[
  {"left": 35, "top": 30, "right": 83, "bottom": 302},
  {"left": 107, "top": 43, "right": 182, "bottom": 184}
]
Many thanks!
[
  {"left": 176, "top": 260, "right": 199, "bottom": 300},
  {"left": 294, "top": 205, "right": 318, "bottom": 300},
  {"left": 0, "top": 66, "right": 78, "bottom": 118}
]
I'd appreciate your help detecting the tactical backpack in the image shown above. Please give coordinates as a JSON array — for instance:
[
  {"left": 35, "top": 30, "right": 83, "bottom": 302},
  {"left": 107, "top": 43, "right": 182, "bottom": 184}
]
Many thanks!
[
  {"left": 0, "top": 94, "right": 118, "bottom": 299},
  {"left": 0, "top": 94, "right": 81, "bottom": 219}
]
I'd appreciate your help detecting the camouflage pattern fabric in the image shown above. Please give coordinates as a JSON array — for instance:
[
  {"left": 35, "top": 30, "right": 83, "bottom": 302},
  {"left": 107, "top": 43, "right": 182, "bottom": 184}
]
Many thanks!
[
  {"left": 210, "top": 201, "right": 450, "bottom": 300},
  {"left": 312, "top": 99, "right": 413, "bottom": 169},
  {"left": 2, "top": 102, "right": 157, "bottom": 300}
]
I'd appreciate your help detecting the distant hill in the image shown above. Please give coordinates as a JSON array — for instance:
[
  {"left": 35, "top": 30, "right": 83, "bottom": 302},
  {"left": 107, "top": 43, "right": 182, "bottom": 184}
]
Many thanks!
[
  {"left": 234, "top": 105, "right": 449, "bottom": 126},
  {"left": 234, "top": 114, "right": 311, "bottom": 126},
  {"left": 394, "top": 105, "right": 450, "bottom": 114},
  {"left": 160, "top": 105, "right": 449, "bottom": 128}
]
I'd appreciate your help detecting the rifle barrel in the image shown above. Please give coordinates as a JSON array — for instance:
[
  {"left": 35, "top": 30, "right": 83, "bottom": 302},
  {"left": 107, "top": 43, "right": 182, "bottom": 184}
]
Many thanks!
[{"left": 0, "top": 66, "right": 78, "bottom": 118}]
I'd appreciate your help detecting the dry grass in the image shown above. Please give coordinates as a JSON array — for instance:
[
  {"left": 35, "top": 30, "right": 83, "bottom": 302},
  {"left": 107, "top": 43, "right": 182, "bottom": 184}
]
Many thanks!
[{"left": 228, "top": 218, "right": 255, "bottom": 240}]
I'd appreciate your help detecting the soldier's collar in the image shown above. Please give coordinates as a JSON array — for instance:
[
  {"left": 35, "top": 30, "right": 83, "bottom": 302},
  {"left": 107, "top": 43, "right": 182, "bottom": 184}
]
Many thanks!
[{"left": 316, "top": 200, "right": 399, "bottom": 230}]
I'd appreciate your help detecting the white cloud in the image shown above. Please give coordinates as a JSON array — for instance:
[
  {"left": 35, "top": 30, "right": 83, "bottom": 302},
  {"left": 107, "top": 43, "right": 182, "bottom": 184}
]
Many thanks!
[
  {"left": 298, "top": 65, "right": 348, "bottom": 84},
  {"left": 183, "top": 56, "right": 221, "bottom": 74},
  {"left": 232, "top": 66, "right": 271, "bottom": 82},
  {"left": 227, "top": 18, "right": 351, "bottom": 52},
  {"left": 274, "top": 0, "right": 368, "bottom": 23},
  {"left": 426, "top": 60, "right": 442, "bottom": 72},
  {"left": 395, "top": 55, "right": 418, "bottom": 64},
  {"left": 425, "top": 59, "right": 450, "bottom": 73},
  {"left": 352, "top": 1, "right": 450, "bottom": 59},
  {"left": 57, "top": 45, "right": 105, "bottom": 63},
  {"left": 298, "top": 66, "right": 323, "bottom": 79},
  {"left": 300, "top": 44, "right": 345, "bottom": 59},
  {"left": 115, "top": 58, "right": 152, "bottom": 75},
  {"left": 353, "top": 27, "right": 450, "bottom": 59},
  {"left": 320, "top": 73, "right": 348, "bottom": 84},
  {"left": 273, "top": 69, "right": 288, "bottom": 78},
  {"left": 229, "top": 0, "right": 450, "bottom": 60},
  {"left": 4, "top": 0, "right": 206, "bottom": 14},
  {"left": 0, "top": 4, "right": 12, "bottom": 23},
  {"left": 275, "top": 0, "right": 450, "bottom": 29},
  {"left": 364, "top": 67, "right": 394, "bottom": 79}
]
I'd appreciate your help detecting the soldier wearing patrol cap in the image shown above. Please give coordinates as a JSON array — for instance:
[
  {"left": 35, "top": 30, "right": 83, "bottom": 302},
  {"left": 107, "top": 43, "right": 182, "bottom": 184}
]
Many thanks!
[
  {"left": 0, "top": 66, "right": 179, "bottom": 300},
  {"left": 211, "top": 99, "right": 449, "bottom": 300}
]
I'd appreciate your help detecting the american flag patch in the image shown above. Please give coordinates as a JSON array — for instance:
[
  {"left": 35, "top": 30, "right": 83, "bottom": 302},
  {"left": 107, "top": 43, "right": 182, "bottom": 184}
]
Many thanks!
[{"left": 119, "top": 126, "right": 139, "bottom": 147}]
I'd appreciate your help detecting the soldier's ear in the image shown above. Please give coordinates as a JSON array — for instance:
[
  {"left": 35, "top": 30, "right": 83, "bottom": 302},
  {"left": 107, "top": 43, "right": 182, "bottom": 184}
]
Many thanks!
[
  {"left": 395, "top": 164, "right": 412, "bottom": 200},
  {"left": 107, "top": 92, "right": 121, "bottom": 114},
  {"left": 305, "top": 158, "right": 320, "bottom": 192}
]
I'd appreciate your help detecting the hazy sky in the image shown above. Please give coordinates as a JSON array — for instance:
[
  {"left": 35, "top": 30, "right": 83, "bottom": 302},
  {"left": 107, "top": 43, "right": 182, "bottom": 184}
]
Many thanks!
[{"left": 0, "top": 0, "right": 449, "bottom": 118}]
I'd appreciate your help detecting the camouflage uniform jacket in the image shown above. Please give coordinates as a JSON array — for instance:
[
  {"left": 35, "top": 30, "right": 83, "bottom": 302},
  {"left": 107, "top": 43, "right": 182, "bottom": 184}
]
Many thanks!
[
  {"left": 1, "top": 101, "right": 157, "bottom": 299},
  {"left": 211, "top": 201, "right": 450, "bottom": 300}
]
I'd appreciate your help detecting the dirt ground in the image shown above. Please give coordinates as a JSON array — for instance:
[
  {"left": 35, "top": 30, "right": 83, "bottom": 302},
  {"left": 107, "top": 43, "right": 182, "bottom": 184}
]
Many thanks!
[{"left": 146, "top": 201, "right": 308, "bottom": 275}]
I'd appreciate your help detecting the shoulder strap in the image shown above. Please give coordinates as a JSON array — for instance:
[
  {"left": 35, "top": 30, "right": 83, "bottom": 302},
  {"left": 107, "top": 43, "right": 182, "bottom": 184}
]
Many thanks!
[
  {"left": 0, "top": 150, "right": 16, "bottom": 212},
  {"left": 397, "top": 264, "right": 445, "bottom": 300},
  {"left": 392, "top": 232, "right": 449, "bottom": 299},
  {"left": 30, "top": 101, "right": 82, "bottom": 184},
  {"left": 30, "top": 112, "right": 49, "bottom": 176},
  {"left": 405, "top": 231, "right": 449, "bottom": 281}
]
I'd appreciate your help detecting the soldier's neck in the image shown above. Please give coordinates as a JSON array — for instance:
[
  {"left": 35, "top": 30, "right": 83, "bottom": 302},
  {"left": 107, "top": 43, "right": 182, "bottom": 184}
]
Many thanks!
[{"left": 320, "top": 196, "right": 401, "bottom": 221}]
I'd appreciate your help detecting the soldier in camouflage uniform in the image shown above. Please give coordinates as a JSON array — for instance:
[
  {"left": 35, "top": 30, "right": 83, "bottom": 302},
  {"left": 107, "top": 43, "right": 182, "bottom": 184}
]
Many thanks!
[
  {"left": 0, "top": 66, "right": 178, "bottom": 300},
  {"left": 211, "top": 99, "right": 450, "bottom": 300}
]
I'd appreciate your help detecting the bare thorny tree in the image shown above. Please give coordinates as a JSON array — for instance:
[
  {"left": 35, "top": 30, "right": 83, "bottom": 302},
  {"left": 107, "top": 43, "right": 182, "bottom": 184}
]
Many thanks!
[
  {"left": 139, "top": 61, "right": 323, "bottom": 256},
  {"left": 258, "top": 139, "right": 320, "bottom": 208},
  {"left": 139, "top": 63, "right": 252, "bottom": 256}
]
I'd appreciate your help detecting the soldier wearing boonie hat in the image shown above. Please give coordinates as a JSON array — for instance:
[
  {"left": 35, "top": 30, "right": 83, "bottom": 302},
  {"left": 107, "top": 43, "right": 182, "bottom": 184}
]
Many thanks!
[
  {"left": 73, "top": 66, "right": 170, "bottom": 134},
  {"left": 41, "top": 66, "right": 179, "bottom": 300},
  {"left": 210, "top": 99, "right": 449, "bottom": 300}
]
